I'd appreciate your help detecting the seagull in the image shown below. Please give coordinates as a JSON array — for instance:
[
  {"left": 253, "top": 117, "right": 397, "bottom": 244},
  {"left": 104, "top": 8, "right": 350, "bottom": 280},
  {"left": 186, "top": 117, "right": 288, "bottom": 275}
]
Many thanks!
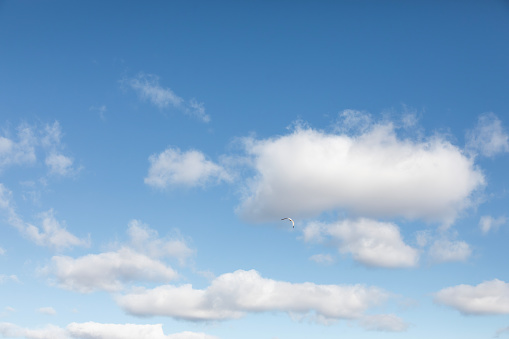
[{"left": 281, "top": 217, "right": 294, "bottom": 228}]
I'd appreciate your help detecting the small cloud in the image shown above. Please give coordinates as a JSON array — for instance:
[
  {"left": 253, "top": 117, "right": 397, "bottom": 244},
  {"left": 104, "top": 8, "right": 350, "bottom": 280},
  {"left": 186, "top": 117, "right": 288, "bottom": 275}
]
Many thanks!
[
  {"left": 429, "top": 238, "right": 471, "bottom": 263},
  {"left": 90, "top": 105, "right": 107, "bottom": 121},
  {"left": 479, "top": 215, "right": 506, "bottom": 234},
  {"left": 309, "top": 253, "right": 335, "bottom": 265},
  {"left": 45, "top": 153, "right": 76, "bottom": 176},
  {"left": 145, "top": 147, "right": 231, "bottom": 189},
  {"left": 434, "top": 279, "right": 509, "bottom": 315},
  {"left": 124, "top": 73, "right": 210, "bottom": 123},
  {"left": 0, "top": 275, "right": 19, "bottom": 284},
  {"left": 0, "top": 247, "right": 4, "bottom": 255},
  {"left": 37, "top": 307, "right": 56, "bottom": 315},
  {"left": 359, "top": 314, "right": 409, "bottom": 332},
  {"left": 495, "top": 326, "right": 509, "bottom": 338},
  {"left": 466, "top": 112, "right": 509, "bottom": 157}
]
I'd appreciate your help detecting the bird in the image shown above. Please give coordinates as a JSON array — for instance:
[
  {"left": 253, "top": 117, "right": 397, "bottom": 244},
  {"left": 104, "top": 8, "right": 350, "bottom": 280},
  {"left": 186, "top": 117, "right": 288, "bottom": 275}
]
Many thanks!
[{"left": 281, "top": 217, "right": 294, "bottom": 228}]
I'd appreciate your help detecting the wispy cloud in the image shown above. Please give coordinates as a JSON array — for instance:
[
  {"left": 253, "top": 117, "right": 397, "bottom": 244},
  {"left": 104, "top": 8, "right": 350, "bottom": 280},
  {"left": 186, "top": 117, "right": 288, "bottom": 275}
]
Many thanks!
[
  {"left": 434, "top": 279, "right": 509, "bottom": 315},
  {"left": 124, "top": 73, "right": 210, "bottom": 123},
  {"left": 0, "top": 184, "right": 88, "bottom": 250},
  {"left": 0, "top": 121, "right": 79, "bottom": 177},
  {"left": 466, "top": 112, "right": 509, "bottom": 157},
  {"left": 37, "top": 307, "right": 57, "bottom": 316},
  {"left": 479, "top": 215, "right": 507, "bottom": 234},
  {"left": 428, "top": 238, "right": 471, "bottom": 263},
  {"left": 145, "top": 147, "right": 232, "bottom": 189}
]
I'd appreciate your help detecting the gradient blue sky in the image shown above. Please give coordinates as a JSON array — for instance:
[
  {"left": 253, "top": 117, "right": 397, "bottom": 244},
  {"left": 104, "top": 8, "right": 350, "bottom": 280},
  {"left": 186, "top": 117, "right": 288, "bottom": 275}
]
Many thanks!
[{"left": 1, "top": 1, "right": 509, "bottom": 338}]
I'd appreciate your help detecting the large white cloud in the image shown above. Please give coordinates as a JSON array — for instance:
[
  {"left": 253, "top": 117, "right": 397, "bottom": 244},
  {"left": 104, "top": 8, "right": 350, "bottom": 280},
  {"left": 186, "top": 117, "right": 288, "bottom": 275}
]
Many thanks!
[
  {"left": 466, "top": 112, "right": 509, "bottom": 157},
  {"left": 0, "top": 322, "right": 218, "bottom": 339},
  {"left": 117, "top": 269, "right": 391, "bottom": 324},
  {"left": 44, "top": 221, "right": 190, "bottom": 293},
  {"left": 303, "top": 218, "right": 419, "bottom": 268},
  {"left": 125, "top": 73, "right": 210, "bottom": 123},
  {"left": 145, "top": 147, "right": 231, "bottom": 189},
  {"left": 434, "top": 279, "right": 509, "bottom": 315},
  {"left": 237, "top": 122, "right": 484, "bottom": 225}
]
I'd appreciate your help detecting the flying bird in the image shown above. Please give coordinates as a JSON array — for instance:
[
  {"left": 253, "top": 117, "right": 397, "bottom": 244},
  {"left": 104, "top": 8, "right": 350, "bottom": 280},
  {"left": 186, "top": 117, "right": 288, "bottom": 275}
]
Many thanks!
[{"left": 281, "top": 217, "right": 294, "bottom": 228}]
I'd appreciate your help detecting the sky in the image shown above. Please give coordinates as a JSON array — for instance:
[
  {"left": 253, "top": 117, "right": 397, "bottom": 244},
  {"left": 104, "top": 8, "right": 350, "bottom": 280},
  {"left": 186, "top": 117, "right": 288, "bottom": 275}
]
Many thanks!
[{"left": 0, "top": 1, "right": 509, "bottom": 338}]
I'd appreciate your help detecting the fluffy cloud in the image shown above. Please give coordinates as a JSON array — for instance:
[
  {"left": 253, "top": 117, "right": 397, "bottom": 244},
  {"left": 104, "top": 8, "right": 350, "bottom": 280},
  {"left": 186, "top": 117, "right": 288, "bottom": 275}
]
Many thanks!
[
  {"left": 466, "top": 112, "right": 509, "bottom": 157},
  {"left": 479, "top": 215, "right": 506, "bottom": 234},
  {"left": 47, "top": 247, "right": 178, "bottom": 293},
  {"left": 303, "top": 219, "right": 419, "bottom": 268},
  {"left": 0, "top": 185, "right": 88, "bottom": 250},
  {"left": 44, "top": 221, "right": 190, "bottom": 293},
  {"left": 125, "top": 73, "right": 210, "bottom": 123},
  {"left": 0, "top": 322, "right": 218, "bottom": 339},
  {"left": 0, "top": 322, "right": 68, "bottom": 339},
  {"left": 117, "top": 269, "right": 390, "bottom": 323},
  {"left": 428, "top": 238, "right": 471, "bottom": 263},
  {"left": 45, "top": 153, "right": 75, "bottom": 176},
  {"left": 238, "top": 122, "right": 484, "bottom": 225},
  {"left": 145, "top": 147, "right": 231, "bottom": 189},
  {"left": 0, "top": 124, "right": 36, "bottom": 169},
  {"left": 67, "top": 322, "right": 219, "bottom": 339},
  {"left": 434, "top": 279, "right": 509, "bottom": 315}
]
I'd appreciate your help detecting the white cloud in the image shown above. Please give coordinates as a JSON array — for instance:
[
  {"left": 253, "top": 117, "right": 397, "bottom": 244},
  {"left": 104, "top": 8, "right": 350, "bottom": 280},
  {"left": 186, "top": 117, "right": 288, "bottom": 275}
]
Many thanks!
[
  {"left": 47, "top": 247, "right": 178, "bottom": 293},
  {"left": 117, "top": 269, "right": 390, "bottom": 323},
  {"left": 479, "top": 215, "right": 507, "bottom": 234},
  {"left": 358, "top": 314, "right": 409, "bottom": 332},
  {"left": 127, "top": 220, "right": 194, "bottom": 265},
  {"left": 0, "top": 322, "right": 219, "bottom": 339},
  {"left": 0, "top": 322, "right": 68, "bottom": 339},
  {"left": 309, "top": 254, "right": 335, "bottom": 265},
  {"left": 434, "top": 279, "right": 509, "bottom": 315},
  {"left": 466, "top": 112, "right": 509, "bottom": 157},
  {"left": 0, "top": 121, "right": 79, "bottom": 177},
  {"left": 125, "top": 73, "right": 210, "bottom": 123},
  {"left": 145, "top": 147, "right": 231, "bottom": 189},
  {"left": 303, "top": 219, "right": 419, "bottom": 268},
  {"left": 0, "top": 275, "right": 19, "bottom": 284},
  {"left": 37, "top": 307, "right": 56, "bottom": 316},
  {"left": 0, "top": 124, "right": 37, "bottom": 169},
  {"left": 45, "top": 153, "right": 75, "bottom": 176},
  {"left": 238, "top": 123, "right": 484, "bottom": 226},
  {"left": 428, "top": 238, "right": 471, "bottom": 263},
  {"left": 44, "top": 221, "right": 188, "bottom": 293},
  {"left": 0, "top": 185, "right": 88, "bottom": 250}
]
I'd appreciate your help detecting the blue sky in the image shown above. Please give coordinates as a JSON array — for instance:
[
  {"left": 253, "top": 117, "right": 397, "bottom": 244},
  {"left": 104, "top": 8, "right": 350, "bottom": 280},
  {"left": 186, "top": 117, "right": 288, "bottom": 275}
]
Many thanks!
[{"left": 1, "top": 1, "right": 509, "bottom": 338}]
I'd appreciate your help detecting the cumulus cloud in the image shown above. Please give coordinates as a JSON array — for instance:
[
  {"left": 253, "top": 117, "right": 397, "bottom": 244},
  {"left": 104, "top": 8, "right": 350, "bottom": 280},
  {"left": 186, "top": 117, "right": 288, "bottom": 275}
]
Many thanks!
[
  {"left": 124, "top": 73, "right": 210, "bottom": 123},
  {"left": 145, "top": 147, "right": 231, "bottom": 189},
  {"left": 428, "top": 238, "right": 471, "bottom": 263},
  {"left": 127, "top": 220, "right": 194, "bottom": 265},
  {"left": 67, "top": 322, "right": 219, "bottom": 339},
  {"left": 0, "top": 322, "right": 218, "bottom": 339},
  {"left": 237, "top": 122, "right": 484, "bottom": 226},
  {"left": 44, "top": 221, "right": 190, "bottom": 293},
  {"left": 434, "top": 279, "right": 509, "bottom": 315},
  {"left": 466, "top": 112, "right": 509, "bottom": 157},
  {"left": 117, "top": 269, "right": 390, "bottom": 323},
  {"left": 479, "top": 215, "right": 506, "bottom": 234},
  {"left": 0, "top": 322, "right": 68, "bottom": 339},
  {"left": 47, "top": 247, "right": 178, "bottom": 293},
  {"left": 303, "top": 219, "right": 419, "bottom": 268},
  {"left": 0, "top": 184, "right": 88, "bottom": 250}
]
